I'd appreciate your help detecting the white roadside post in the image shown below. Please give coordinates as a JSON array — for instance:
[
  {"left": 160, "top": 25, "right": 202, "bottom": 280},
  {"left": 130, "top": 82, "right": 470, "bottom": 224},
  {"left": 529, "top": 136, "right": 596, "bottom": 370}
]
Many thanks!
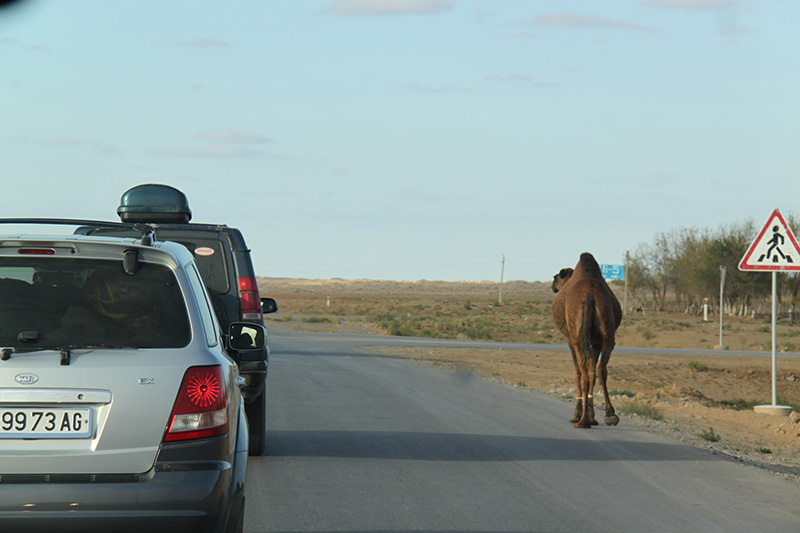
[
  {"left": 738, "top": 209, "right": 799, "bottom": 416},
  {"left": 770, "top": 271, "right": 778, "bottom": 407}
]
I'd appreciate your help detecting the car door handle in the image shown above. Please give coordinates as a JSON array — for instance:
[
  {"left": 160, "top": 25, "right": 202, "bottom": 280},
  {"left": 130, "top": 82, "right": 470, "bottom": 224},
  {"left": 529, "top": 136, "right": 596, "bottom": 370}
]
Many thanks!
[{"left": 235, "top": 376, "right": 246, "bottom": 388}]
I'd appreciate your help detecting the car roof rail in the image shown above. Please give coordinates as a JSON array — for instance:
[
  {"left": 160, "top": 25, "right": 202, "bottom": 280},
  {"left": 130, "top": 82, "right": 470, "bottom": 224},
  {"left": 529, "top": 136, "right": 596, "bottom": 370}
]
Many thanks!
[{"left": 0, "top": 218, "right": 157, "bottom": 247}]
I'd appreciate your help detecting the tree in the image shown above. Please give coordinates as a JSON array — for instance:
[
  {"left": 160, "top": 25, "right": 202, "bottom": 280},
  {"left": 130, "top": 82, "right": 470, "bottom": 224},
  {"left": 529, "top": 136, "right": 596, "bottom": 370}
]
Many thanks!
[{"left": 627, "top": 214, "right": 799, "bottom": 315}]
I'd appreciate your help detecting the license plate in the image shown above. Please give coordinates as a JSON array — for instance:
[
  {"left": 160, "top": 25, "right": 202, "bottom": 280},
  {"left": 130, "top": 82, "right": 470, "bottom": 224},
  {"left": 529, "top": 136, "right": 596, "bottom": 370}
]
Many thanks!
[{"left": 0, "top": 408, "right": 93, "bottom": 439}]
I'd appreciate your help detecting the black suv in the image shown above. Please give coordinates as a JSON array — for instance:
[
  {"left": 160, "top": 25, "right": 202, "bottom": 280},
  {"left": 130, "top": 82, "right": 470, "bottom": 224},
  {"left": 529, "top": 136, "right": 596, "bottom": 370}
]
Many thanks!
[{"left": 76, "top": 184, "right": 276, "bottom": 456}]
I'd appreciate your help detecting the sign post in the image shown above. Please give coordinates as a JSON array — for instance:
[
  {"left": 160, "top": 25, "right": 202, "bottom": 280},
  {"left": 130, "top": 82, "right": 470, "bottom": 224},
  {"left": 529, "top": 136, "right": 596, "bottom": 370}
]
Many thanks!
[{"left": 738, "top": 209, "right": 800, "bottom": 416}]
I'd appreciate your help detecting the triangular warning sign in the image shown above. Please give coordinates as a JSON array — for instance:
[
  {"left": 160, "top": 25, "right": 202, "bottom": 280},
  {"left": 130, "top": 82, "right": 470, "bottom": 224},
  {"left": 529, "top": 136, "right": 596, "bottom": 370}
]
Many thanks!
[{"left": 739, "top": 209, "right": 800, "bottom": 271}]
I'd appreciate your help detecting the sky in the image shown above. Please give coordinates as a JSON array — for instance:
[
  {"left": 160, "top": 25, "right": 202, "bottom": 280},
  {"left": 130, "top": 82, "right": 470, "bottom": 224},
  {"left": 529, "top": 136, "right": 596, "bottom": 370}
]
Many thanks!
[{"left": 1, "top": 0, "right": 798, "bottom": 282}]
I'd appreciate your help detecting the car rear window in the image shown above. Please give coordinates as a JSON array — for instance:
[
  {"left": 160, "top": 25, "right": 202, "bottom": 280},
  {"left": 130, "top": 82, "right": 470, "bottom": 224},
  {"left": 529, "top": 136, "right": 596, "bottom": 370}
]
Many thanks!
[
  {"left": 0, "top": 258, "right": 190, "bottom": 349},
  {"left": 164, "top": 237, "right": 229, "bottom": 294}
]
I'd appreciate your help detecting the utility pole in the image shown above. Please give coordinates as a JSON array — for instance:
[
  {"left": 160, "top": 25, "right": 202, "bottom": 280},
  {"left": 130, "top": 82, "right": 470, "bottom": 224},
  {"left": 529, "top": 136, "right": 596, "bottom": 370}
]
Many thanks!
[
  {"left": 498, "top": 255, "right": 505, "bottom": 305},
  {"left": 623, "top": 251, "right": 629, "bottom": 315}
]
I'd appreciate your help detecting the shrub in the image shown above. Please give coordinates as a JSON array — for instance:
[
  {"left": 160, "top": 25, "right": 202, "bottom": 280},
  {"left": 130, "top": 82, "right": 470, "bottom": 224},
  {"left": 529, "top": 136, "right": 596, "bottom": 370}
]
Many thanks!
[
  {"left": 698, "top": 427, "right": 720, "bottom": 442},
  {"left": 720, "top": 398, "right": 758, "bottom": 411},
  {"left": 464, "top": 325, "right": 491, "bottom": 341},
  {"left": 687, "top": 361, "right": 708, "bottom": 372}
]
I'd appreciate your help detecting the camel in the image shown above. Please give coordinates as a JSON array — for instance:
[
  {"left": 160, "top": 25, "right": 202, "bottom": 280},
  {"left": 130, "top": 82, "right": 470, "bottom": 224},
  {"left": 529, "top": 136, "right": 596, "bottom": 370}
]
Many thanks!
[{"left": 551, "top": 252, "right": 622, "bottom": 429}]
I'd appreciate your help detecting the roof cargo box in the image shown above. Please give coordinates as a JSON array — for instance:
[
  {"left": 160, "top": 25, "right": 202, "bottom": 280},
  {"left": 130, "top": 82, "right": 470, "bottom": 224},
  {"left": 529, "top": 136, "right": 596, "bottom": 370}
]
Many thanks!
[{"left": 117, "top": 184, "right": 192, "bottom": 223}]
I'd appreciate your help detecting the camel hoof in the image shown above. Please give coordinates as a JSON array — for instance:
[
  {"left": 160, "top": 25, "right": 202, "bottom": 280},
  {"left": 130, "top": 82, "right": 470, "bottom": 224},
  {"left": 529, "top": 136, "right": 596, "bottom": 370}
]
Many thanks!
[
  {"left": 574, "top": 421, "right": 592, "bottom": 429},
  {"left": 604, "top": 415, "right": 620, "bottom": 426},
  {"left": 570, "top": 416, "right": 580, "bottom": 423},
  {"left": 591, "top": 420, "right": 599, "bottom": 426}
]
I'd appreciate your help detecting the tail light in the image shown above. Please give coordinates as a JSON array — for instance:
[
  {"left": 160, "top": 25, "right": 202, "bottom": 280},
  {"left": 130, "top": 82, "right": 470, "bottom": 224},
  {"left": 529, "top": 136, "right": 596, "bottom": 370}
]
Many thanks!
[
  {"left": 164, "top": 366, "right": 228, "bottom": 442},
  {"left": 238, "top": 276, "right": 263, "bottom": 322}
]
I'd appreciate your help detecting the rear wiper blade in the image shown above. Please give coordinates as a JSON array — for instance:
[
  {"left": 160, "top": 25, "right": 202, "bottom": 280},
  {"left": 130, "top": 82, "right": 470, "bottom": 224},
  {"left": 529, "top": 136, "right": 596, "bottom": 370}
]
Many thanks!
[
  {"left": 55, "top": 344, "right": 138, "bottom": 350},
  {"left": 1, "top": 346, "right": 53, "bottom": 359}
]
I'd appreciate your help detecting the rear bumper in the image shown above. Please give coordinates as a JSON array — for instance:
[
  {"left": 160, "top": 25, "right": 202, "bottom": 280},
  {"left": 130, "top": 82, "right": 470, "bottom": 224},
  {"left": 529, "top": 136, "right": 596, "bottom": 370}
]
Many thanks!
[
  {"left": 239, "top": 357, "right": 267, "bottom": 402},
  {"left": 0, "top": 448, "right": 247, "bottom": 533}
]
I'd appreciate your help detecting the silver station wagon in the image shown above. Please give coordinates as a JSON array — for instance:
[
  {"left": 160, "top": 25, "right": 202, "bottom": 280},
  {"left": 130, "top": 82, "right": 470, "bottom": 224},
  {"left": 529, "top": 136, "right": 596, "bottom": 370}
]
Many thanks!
[{"left": 0, "top": 219, "right": 265, "bottom": 532}]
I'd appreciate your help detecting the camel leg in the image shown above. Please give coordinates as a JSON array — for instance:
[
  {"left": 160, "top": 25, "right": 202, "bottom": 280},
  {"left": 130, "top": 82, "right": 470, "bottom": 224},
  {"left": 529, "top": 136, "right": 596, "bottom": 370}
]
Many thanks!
[
  {"left": 569, "top": 347, "right": 582, "bottom": 423},
  {"left": 586, "top": 347, "right": 599, "bottom": 426},
  {"left": 574, "top": 354, "right": 593, "bottom": 429},
  {"left": 571, "top": 371, "right": 583, "bottom": 423},
  {"left": 599, "top": 346, "right": 619, "bottom": 426},
  {"left": 571, "top": 399, "right": 583, "bottom": 423}
]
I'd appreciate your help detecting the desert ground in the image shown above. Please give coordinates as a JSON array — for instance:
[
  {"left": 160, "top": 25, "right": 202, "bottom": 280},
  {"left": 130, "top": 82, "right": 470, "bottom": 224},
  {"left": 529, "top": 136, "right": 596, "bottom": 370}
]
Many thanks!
[{"left": 259, "top": 277, "right": 800, "bottom": 480}]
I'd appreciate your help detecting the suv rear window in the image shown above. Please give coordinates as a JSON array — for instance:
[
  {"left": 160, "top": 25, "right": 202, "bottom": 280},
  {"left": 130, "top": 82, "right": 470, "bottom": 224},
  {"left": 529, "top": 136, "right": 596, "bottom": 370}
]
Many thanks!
[
  {"left": 163, "top": 237, "right": 229, "bottom": 294},
  {"left": 0, "top": 258, "right": 190, "bottom": 349}
]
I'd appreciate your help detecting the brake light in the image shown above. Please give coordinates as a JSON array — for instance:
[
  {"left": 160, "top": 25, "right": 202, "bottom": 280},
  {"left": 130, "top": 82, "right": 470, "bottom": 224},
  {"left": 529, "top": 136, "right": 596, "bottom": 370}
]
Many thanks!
[
  {"left": 238, "top": 276, "right": 263, "bottom": 322},
  {"left": 164, "top": 366, "right": 228, "bottom": 442},
  {"left": 18, "top": 248, "right": 56, "bottom": 255}
]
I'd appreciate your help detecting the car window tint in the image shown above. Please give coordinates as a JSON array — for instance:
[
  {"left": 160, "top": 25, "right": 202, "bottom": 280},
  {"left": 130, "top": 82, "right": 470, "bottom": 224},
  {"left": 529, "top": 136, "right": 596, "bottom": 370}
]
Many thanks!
[
  {"left": 0, "top": 258, "right": 190, "bottom": 349},
  {"left": 187, "top": 264, "right": 219, "bottom": 347},
  {"left": 156, "top": 236, "right": 229, "bottom": 294}
]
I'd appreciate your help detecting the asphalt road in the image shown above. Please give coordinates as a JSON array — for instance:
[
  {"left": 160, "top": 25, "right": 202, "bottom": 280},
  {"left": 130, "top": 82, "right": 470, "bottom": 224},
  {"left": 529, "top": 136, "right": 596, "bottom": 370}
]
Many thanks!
[{"left": 244, "top": 328, "right": 800, "bottom": 533}]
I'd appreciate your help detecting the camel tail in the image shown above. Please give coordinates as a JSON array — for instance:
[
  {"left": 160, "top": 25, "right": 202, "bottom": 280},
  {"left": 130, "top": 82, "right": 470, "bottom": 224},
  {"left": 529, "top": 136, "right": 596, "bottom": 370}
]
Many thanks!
[{"left": 579, "top": 294, "right": 595, "bottom": 371}]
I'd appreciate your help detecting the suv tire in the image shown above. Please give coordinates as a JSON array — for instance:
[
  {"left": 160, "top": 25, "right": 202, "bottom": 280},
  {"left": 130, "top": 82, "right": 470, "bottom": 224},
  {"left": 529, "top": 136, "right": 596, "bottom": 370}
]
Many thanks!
[{"left": 245, "top": 391, "right": 267, "bottom": 456}]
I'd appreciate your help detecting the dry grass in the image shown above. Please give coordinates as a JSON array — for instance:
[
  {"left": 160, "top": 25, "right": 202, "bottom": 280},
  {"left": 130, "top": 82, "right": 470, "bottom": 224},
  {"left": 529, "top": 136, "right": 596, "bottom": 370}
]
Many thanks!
[{"left": 258, "top": 277, "right": 800, "bottom": 354}]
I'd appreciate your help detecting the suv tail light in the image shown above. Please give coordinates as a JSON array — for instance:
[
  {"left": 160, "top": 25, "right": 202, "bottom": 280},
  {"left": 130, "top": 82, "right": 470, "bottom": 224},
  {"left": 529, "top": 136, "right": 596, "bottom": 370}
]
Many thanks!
[
  {"left": 164, "top": 366, "right": 228, "bottom": 442},
  {"left": 238, "top": 276, "right": 263, "bottom": 322}
]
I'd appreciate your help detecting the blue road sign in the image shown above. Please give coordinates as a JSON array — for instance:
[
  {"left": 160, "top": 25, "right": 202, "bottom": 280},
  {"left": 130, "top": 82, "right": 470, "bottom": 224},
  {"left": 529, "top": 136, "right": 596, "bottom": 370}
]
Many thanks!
[{"left": 601, "top": 264, "right": 624, "bottom": 281}]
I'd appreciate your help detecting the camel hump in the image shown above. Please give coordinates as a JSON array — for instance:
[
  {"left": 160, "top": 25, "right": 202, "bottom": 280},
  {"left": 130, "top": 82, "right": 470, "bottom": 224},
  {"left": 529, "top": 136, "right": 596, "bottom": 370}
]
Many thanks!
[{"left": 577, "top": 252, "right": 603, "bottom": 278}]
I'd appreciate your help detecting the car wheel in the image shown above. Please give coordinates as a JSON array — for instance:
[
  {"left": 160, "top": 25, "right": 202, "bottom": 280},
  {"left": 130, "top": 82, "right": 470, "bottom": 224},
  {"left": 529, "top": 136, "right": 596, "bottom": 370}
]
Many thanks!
[{"left": 245, "top": 391, "right": 266, "bottom": 456}]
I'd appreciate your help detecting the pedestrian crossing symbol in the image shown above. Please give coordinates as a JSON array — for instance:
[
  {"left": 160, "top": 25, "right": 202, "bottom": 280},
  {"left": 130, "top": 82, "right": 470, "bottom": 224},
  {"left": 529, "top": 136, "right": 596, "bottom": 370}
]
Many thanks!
[{"left": 739, "top": 209, "right": 800, "bottom": 271}]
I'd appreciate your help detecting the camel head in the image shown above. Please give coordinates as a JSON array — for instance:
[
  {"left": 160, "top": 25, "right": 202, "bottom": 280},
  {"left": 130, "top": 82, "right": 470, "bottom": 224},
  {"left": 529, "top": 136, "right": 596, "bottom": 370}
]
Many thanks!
[{"left": 551, "top": 268, "right": 574, "bottom": 294}]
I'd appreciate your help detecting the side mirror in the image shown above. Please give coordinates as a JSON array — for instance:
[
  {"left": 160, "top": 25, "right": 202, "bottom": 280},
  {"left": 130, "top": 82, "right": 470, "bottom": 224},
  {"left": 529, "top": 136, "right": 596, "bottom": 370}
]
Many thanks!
[
  {"left": 261, "top": 297, "right": 278, "bottom": 314},
  {"left": 228, "top": 323, "right": 267, "bottom": 351}
]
